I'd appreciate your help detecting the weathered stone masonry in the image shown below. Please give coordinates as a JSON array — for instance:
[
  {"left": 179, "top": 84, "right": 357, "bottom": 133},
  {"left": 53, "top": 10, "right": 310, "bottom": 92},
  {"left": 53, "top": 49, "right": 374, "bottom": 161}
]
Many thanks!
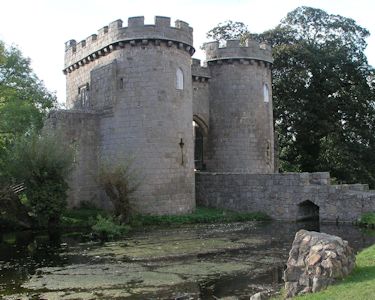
[
  {"left": 196, "top": 172, "right": 375, "bottom": 222},
  {"left": 48, "top": 17, "right": 196, "bottom": 214},
  {"left": 46, "top": 16, "right": 375, "bottom": 220}
]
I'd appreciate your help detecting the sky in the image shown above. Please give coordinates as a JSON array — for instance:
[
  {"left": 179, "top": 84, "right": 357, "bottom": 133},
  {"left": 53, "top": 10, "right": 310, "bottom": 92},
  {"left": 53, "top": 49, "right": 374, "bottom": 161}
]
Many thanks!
[{"left": 1, "top": 0, "right": 374, "bottom": 104}]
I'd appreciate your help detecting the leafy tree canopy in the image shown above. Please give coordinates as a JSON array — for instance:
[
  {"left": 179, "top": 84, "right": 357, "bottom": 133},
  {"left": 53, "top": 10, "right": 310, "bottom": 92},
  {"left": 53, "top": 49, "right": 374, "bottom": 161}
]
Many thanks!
[
  {"left": 3, "top": 132, "right": 74, "bottom": 227},
  {"left": 0, "top": 41, "right": 56, "bottom": 145},
  {"left": 206, "top": 20, "right": 250, "bottom": 44},
  {"left": 206, "top": 6, "right": 375, "bottom": 187}
]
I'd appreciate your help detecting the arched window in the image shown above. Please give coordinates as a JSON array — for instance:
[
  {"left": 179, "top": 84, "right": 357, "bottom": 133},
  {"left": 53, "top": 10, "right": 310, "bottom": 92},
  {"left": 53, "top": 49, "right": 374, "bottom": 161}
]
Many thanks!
[
  {"left": 176, "top": 68, "right": 184, "bottom": 90},
  {"left": 263, "top": 83, "right": 270, "bottom": 103}
]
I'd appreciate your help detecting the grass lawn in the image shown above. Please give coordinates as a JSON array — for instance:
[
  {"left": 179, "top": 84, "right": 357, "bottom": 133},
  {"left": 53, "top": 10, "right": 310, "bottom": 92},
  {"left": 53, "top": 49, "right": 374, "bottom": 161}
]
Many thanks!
[
  {"left": 129, "top": 206, "right": 270, "bottom": 226},
  {"left": 273, "top": 243, "right": 375, "bottom": 300},
  {"left": 61, "top": 206, "right": 270, "bottom": 229}
]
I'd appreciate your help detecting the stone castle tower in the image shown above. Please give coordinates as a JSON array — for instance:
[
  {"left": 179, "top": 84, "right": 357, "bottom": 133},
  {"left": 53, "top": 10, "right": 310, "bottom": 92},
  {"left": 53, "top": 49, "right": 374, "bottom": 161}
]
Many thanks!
[{"left": 47, "top": 16, "right": 274, "bottom": 215}]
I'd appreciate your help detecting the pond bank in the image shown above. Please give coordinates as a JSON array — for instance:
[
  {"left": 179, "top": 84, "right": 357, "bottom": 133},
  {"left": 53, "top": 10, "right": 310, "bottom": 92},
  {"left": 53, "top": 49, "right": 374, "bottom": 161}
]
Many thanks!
[{"left": 271, "top": 243, "right": 375, "bottom": 300}]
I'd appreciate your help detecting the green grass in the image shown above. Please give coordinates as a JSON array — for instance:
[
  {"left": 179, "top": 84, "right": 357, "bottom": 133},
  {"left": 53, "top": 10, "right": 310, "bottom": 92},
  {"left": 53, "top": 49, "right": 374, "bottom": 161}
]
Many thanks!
[
  {"left": 273, "top": 244, "right": 375, "bottom": 300},
  {"left": 129, "top": 207, "right": 270, "bottom": 227},
  {"left": 60, "top": 206, "right": 270, "bottom": 233},
  {"left": 358, "top": 212, "right": 375, "bottom": 226}
]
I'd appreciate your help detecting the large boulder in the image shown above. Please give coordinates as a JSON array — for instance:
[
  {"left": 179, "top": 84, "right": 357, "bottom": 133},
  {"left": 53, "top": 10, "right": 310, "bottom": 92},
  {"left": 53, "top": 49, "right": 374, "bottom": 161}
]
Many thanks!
[{"left": 284, "top": 230, "right": 355, "bottom": 298}]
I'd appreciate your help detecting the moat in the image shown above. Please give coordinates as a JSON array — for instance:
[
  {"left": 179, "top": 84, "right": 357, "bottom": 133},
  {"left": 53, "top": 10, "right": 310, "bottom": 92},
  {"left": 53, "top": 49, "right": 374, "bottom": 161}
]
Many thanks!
[{"left": 1, "top": 221, "right": 375, "bottom": 299}]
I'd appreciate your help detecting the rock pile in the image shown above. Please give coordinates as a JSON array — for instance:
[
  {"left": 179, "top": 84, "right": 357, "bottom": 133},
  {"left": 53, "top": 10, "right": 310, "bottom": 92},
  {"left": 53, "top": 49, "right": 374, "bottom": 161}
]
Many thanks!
[{"left": 284, "top": 229, "right": 355, "bottom": 298}]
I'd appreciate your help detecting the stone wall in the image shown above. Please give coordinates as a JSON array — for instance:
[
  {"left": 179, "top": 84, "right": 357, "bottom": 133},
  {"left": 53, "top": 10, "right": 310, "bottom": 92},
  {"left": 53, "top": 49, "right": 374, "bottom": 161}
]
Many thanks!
[
  {"left": 196, "top": 172, "right": 375, "bottom": 222},
  {"left": 204, "top": 40, "right": 274, "bottom": 173},
  {"left": 60, "top": 16, "right": 196, "bottom": 215},
  {"left": 64, "top": 16, "right": 194, "bottom": 109},
  {"left": 44, "top": 110, "right": 101, "bottom": 208},
  {"left": 97, "top": 44, "right": 195, "bottom": 215},
  {"left": 192, "top": 58, "right": 210, "bottom": 129}
]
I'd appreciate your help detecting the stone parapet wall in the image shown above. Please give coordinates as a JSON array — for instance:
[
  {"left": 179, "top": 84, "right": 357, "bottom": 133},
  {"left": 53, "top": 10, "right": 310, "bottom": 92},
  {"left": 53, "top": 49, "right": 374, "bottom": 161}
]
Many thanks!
[
  {"left": 192, "top": 58, "right": 210, "bottom": 80},
  {"left": 196, "top": 172, "right": 375, "bottom": 222},
  {"left": 204, "top": 39, "right": 273, "bottom": 64},
  {"left": 64, "top": 16, "right": 194, "bottom": 71}
]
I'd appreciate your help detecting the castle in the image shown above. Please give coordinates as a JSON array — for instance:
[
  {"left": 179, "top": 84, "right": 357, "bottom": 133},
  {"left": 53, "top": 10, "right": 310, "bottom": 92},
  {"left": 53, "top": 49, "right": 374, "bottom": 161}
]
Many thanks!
[{"left": 47, "top": 16, "right": 375, "bottom": 222}]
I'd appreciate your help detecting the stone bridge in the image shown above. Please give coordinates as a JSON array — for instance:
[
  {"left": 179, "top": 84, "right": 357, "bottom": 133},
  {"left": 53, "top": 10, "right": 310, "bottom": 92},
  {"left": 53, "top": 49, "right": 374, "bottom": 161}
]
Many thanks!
[{"left": 196, "top": 172, "right": 375, "bottom": 223}]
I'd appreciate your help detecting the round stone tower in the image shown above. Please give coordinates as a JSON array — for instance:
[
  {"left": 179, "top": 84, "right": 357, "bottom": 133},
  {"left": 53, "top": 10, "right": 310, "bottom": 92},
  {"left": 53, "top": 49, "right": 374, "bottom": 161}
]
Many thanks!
[
  {"left": 204, "top": 39, "right": 274, "bottom": 173},
  {"left": 63, "top": 17, "right": 195, "bottom": 215}
]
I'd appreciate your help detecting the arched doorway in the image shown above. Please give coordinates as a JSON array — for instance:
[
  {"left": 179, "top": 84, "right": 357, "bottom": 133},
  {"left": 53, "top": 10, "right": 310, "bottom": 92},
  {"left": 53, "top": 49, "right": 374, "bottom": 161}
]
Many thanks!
[
  {"left": 193, "top": 116, "right": 208, "bottom": 171},
  {"left": 297, "top": 200, "right": 320, "bottom": 222}
]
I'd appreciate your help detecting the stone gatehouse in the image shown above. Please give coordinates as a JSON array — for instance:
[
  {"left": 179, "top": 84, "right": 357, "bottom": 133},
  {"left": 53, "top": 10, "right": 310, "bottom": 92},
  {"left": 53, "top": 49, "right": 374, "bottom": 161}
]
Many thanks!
[{"left": 46, "top": 16, "right": 375, "bottom": 221}]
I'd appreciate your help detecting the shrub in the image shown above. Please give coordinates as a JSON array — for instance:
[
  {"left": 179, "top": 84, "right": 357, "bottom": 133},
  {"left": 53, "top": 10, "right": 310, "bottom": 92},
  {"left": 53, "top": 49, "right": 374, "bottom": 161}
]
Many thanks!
[
  {"left": 4, "top": 132, "right": 74, "bottom": 227},
  {"left": 91, "top": 215, "right": 130, "bottom": 240},
  {"left": 358, "top": 212, "right": 375, "bottom": 226},
  {"left": 97, "top": 161, "right": 139, "bottom": 224}
]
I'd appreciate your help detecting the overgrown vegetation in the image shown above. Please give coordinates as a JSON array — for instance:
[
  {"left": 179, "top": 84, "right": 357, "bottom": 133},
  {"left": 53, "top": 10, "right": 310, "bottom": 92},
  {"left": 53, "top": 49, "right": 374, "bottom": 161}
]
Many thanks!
[
  {"left": 97, "top": 162, "right": 139, "bottom": 224},
  {"left": 207, "top": 6, "right": 375, "bottom": 187},
  {"left": 1, "top": 133, "right": 74, "bottom": 227},
  {"left": 61, "top": 207, "right": 106, "bottom": 228},
  {"left": 91, "top": 215, "right": 130, "bottom": 240},
  {"left": 0, "top": 41, "right": 69, "bottom": 229},
  {"left": 358, "top": 212, "right": 375, "bottom": 226}
]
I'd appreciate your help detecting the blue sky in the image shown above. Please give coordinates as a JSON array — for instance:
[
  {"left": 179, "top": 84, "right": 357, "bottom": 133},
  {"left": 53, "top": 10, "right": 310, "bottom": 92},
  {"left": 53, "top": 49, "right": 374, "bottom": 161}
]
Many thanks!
[{"left": 1, "top": 0, "right": 374, "bottom": 103}]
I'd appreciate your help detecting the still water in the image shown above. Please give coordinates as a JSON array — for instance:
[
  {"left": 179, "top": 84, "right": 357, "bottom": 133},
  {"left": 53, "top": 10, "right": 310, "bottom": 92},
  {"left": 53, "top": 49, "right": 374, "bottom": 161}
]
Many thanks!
[{"left": 0, "top": 221, "right": 374, "bottom": 299}]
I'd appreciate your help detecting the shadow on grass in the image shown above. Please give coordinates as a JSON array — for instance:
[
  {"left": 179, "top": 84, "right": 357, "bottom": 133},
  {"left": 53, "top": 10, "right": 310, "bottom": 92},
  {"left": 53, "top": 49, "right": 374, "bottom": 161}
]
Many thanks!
[{"left": 348, "top": 265, "right": 375, "bottom": 283}]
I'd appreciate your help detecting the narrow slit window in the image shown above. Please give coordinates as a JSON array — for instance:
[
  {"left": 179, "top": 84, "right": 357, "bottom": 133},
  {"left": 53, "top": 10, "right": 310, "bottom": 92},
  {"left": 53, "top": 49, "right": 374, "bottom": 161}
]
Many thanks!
[
  {"left": 78, "top": 83, "right": 89, "bottom": 107},
  {"left": 176, "top": 68, "right": 184, "bottom": 90},
  {"left": 263, "top": 83, "right": 270, "bottom": 103}
]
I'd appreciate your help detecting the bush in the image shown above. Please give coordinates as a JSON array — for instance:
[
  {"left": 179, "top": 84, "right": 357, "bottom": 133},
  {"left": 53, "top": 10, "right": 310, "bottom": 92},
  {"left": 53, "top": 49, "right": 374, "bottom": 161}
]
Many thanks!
[
  {"left": 4, "top": 132, "right": 74, "bottom": 227},
  {"left": 91, "top": 215, "right": 130, "bottom": 240},
  {"left": 358, "top": 212, "right": 375, "bottom": 226},
  {"left": 97, "top": 162, "right": 139, "bottom": 224}
]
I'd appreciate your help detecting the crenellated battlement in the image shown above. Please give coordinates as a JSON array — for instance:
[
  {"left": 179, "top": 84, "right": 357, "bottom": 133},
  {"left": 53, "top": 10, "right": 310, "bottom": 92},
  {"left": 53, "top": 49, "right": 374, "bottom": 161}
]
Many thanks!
[
  {"left": 192, "top": 58, "right": 210, "bottom": 82},
  {"left": 204, "top": 39, "right": 273, "bottom": 65},
  {"left": 64, "top": 16, "right": 194, "bottom": 74}
]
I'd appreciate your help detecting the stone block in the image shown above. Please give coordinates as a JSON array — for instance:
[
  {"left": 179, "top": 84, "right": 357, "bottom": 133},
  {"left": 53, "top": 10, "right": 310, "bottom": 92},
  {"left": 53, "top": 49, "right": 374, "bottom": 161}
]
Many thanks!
[{"left": 284, "top": 230, "right": 355, "bottom": 298}]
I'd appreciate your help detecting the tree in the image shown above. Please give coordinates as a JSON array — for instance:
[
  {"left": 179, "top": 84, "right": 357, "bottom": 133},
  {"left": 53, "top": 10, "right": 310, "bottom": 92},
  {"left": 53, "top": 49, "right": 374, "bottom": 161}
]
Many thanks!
[
  {"left": 0, "top": 41, "right": 60, "bottom": 227},
  {"left": 0, "top": 41, "right": 56, "bottom": 148},
  {"left": 206, "top": 20, "right": 250, "bottom": 44},
  {"left": 4, "top": 133, "right": 74, "bottom": 227},
  {"left": 206, "top": 7, "right": 375, "bottom": 187}
]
